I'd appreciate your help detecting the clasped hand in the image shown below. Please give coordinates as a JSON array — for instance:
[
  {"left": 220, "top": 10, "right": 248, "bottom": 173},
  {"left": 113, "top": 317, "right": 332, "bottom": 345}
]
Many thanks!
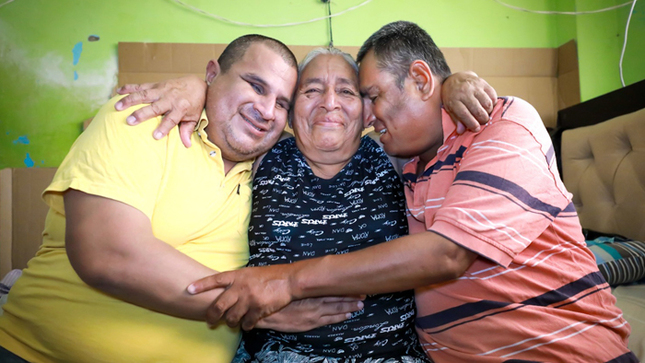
[{"left": 187, "top": 265, "right": 303, "bottom": 331}]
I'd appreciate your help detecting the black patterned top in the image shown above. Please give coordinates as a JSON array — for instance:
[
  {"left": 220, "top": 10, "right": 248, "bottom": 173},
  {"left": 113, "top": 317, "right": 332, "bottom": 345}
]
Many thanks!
[{"left": 236, "top": 136, "right": 430, "bottom": 362}]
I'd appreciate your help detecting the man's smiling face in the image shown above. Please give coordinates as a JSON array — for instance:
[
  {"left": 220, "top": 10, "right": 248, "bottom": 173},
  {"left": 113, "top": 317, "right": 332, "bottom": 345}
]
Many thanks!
[
  {"left": 205, "top": 42, "right": 297, "bottom": 163},
  {"left": 360, "top": 49, "right": 442, "bottom": 161}
]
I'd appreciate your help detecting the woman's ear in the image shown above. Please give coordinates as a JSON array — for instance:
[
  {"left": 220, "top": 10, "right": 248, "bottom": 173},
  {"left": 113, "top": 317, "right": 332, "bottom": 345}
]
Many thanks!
[
  {"left": 205, "top": 59, "right": 221, "bottom": 86},
  {"left": 409, "top": 60, "right": 435, "bottom": 101}
]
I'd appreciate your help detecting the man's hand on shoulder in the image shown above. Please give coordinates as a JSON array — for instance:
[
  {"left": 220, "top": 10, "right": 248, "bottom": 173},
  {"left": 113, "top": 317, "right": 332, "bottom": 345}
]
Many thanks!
[
  {"left": 442, "top": 71, "right": 498, "bottom": 134},
  {"left": 115, "top": 75, "right": 208, "bottom": 148}
]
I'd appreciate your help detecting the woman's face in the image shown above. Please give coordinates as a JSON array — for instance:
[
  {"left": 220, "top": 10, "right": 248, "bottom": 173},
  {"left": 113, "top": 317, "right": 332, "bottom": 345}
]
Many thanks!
[{"left": 292, "top": 54, "right": 363, "bottom": 157}]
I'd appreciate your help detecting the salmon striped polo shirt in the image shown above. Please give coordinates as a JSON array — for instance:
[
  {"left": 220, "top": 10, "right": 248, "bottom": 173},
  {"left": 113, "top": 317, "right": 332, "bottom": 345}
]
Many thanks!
[{"left": 402, "top": 97, "right": 635, "bottom": 363}]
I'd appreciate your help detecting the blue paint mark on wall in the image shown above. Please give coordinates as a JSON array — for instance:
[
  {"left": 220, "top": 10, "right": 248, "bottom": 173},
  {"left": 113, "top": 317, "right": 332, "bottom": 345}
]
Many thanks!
[
  {"left": 12, "top": 135, "right": 30, "bottom": 144},
  {"left": 74, "top": 71, "right": 78, "bottom": 80},
  {"left": 24, "top": 153, "right": 35, "bottom": 168},
  {"left": 72, "top": 41, "right": 83, "bottom": 65}
]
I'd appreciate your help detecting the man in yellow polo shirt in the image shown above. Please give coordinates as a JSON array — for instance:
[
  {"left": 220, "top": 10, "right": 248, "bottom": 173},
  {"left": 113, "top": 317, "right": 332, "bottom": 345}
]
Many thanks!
[{"left": 0, "top": 35, "right": 301, "bottom": 363}]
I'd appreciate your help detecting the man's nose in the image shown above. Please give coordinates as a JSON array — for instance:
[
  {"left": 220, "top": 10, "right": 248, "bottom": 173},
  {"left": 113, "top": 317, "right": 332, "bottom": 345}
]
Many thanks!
[{"left": 255, "top": 96, "right": 276, "bottom": 121}]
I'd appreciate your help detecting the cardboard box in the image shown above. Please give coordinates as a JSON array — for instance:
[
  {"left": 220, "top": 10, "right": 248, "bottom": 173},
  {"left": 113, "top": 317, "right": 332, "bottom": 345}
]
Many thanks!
[
  {"left": 117, "top": 41, "right": 580, "bottom": 130},
  {"left": 0, "top": 168, "right": 57, "bottom": 277},
  {"left": 557, "top": 40, "right": 581, "bottom": 111}
]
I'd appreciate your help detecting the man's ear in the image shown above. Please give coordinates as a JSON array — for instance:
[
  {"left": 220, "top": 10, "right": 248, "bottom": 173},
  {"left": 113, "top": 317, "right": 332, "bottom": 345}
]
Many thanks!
[
  {"left": 205, "top": 59, "right": 221, "bottom": 85},
  {"left": 409, "top": 60, "right": 435, "bottom": 101}
]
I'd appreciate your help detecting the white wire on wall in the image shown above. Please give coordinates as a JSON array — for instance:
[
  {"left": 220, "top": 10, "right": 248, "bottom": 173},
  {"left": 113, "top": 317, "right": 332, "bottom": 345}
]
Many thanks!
[
  {"left": 0, "top": 0, "right": 15, "bottom": 9},
  {"left": 619, "top": 0, "right": 638, "bottom": 87},
  {"left": 491, "top": 0, "right": 633, "bottom": 15},
  {"left": 169, "top": 0, "right": 373, "bottom": 28},
  {"left": 493, "top": 0, "right": 638, "bottom": 88}
]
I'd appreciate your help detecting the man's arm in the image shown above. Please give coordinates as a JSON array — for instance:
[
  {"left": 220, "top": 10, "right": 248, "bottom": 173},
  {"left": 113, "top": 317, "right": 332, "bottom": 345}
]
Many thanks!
[
  {"left": 65, "top": 189, "right": 362, "bottom": 327},
  {"left": 188, "top": 230, "right": 477, "bottom": 330},
  {"left": 64, "top": 189, "right": 224, "bottom": 320},
  {"left": 115, "top": 72, "right": 496, "bottom": 144}
]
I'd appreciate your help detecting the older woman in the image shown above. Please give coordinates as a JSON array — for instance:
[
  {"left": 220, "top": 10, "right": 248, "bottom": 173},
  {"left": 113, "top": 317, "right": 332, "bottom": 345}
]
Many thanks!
[{"left": 234, "top": 47, "right": 428, "bottom": 361}]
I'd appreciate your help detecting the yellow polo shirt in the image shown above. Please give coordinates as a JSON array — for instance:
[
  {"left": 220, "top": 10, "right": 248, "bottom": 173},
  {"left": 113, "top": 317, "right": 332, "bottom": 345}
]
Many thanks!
[{"left": 0, "top": 95, "right": 251, "bottom": 362}]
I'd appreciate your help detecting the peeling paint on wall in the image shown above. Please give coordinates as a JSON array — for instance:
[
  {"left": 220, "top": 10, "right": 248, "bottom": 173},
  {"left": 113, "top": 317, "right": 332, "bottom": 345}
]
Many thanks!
[
  {"left": 12, "top": 135, "right": 29, "bottom": 144},
  {"left": 24, "top": 153, "right": 34, "bottom": 168},
  {"left": 72, "top": 41, "right": 83, "bottom": 65},
  {"left": 72, "top": 41, "right": 83, "bottom": 81},
  {"left": 0, "top": 21, "right": 117, "bottom": 110}
]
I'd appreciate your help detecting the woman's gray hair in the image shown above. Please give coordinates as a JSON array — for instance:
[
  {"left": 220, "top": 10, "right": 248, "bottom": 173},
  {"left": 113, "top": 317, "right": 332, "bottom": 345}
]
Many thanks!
[
  {"left": 298, "top": 47, "right": 358, "bottom": 75},
  {"left": 289, "top": 47, "right": 359, "bottom": 127}
]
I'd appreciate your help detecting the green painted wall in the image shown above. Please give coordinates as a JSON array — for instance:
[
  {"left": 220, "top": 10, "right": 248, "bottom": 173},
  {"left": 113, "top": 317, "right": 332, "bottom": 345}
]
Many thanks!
[
  {"left": 1, "top": 0, "right": 643, "bottom": 168},
  {"left": 553, "top": 0, "right": 578, "bottom": 46},
  {"left": 574, "top": 0, "right": 645, "bottom": 101}
]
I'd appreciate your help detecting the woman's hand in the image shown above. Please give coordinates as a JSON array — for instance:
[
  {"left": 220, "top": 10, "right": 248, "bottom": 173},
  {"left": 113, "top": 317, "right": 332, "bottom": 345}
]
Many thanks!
[
  {"left": 115, "top": 75, "right": 208, "bottom": 147},
  {"left": 255, "top": 296, "right": 364, "bottom": 332}
]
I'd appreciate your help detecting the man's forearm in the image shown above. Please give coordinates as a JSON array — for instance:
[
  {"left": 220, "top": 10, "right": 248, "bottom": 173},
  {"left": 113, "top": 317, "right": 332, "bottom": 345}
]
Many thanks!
[
  {"left": 83, "top": 236, "right": 224, "bottom": 321},
  {"left": 289, "top": 230, "right": 476, "bottom": 299},
  {"left": 190, "top": 229, "right": 477, "bottom": 330}
]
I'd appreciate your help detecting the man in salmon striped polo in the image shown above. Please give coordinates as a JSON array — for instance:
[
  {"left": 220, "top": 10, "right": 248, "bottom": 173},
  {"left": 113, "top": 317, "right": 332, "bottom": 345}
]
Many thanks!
[{"left": 190, "top": 21, "right": 637, "bottom": 363}]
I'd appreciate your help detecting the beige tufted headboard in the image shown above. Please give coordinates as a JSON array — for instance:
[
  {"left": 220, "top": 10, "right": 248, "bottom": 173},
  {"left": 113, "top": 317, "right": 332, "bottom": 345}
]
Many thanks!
[
  {"left": 557, "top": 80, "right": 645, "bottom": 241},
  {"left": 561, "top": 108, "right": 645, "bottom": 241}
]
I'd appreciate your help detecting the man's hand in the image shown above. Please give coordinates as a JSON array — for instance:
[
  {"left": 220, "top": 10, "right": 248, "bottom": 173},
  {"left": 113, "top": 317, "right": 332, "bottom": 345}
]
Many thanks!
[
  {"left": 115, "top": 75, "right": 208, "bottom": 147},
  {"left": 187, "top": 265, "right": 297, "bottom": 331},
  {"left": 255, "top": 296, "right": 364, "bottom": 332},
  {"left": 442, "top": 71, "right": 498, "bottom": 134}
]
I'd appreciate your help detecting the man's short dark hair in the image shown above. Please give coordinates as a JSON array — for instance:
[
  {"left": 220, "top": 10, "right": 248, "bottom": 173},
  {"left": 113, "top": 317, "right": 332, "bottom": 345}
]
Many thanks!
[
  {"left": 218, "top": 34, "right": 297, "bottom": 74},
  {"left": 357, "top": 21, "right": 451, "bottom": 88}
]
